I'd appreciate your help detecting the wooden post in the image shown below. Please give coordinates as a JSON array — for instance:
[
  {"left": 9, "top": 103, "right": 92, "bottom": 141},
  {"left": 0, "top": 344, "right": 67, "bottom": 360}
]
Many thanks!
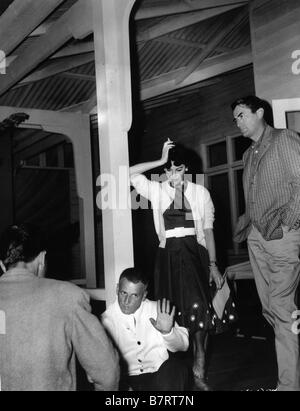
[{"left": 92, "top": 0, "right": 136, "bottom": 305}]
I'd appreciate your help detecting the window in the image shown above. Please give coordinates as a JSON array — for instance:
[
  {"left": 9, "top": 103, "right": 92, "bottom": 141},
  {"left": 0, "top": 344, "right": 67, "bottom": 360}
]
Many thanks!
[
  {"left": 208, "top": 141, "right": 227, "bottom": 167},
  {"left": 201, "top": 135, "right": 251, "bottom": 265}
]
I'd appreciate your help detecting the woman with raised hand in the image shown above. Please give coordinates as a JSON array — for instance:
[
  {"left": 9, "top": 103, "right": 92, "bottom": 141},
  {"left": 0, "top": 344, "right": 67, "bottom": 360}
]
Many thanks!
[{"left": 130, "top": 140, "right": 224, "bottom": 391}]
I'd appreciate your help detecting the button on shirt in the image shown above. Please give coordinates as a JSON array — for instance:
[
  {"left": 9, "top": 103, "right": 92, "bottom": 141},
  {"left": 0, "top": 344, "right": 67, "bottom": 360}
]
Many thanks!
[{"left": 102, "top": 299, "right": 189, "bottom": 376}]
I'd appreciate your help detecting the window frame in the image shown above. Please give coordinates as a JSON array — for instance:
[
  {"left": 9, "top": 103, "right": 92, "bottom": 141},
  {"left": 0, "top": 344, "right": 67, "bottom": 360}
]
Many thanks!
[{"left": 200, "top": 132, "right": 246, "bottom": 256}]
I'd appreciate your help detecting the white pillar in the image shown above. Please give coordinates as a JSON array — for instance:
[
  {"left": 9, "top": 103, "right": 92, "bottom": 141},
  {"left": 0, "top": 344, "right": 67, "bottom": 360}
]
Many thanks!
[{"left": 92, "top": 0, "right": 136, "bottom": 305}]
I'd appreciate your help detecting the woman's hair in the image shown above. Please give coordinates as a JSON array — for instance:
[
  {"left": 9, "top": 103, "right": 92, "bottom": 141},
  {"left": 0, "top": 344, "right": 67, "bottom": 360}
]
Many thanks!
[
  {"left": 0, "top": 223, "right": 46, "bottom": 271},
  {"left": 165, "top": 143, "right": 203, "bottom": 176}
]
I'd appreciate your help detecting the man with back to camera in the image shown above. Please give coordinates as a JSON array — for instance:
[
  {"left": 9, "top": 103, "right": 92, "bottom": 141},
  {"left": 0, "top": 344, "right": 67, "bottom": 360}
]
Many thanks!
[
  {"left": 232, "top": 95, "right": 300, "bottom": 391},
  {"left": 0, "top": 223, "right": 119, "bottom": 391},
  {"left": 102, "top": 267, "right": 190, "bottom": 391}
]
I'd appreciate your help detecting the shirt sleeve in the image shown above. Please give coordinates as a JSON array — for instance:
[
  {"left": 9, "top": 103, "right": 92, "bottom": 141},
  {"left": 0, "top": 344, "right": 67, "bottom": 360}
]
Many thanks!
[
  {"left": 202, "top": 187, "right": 215, "bottom": 229},
  {"left": 278, "top": 130, "right": 300, "bottom": 228},
  {"left": 130, "top": 173, "right": 155, "bottom": 201},
  {"left": 101, "top": 312, "right": 117, "bottom": 344},
  {"left": 162, "top": 322, "right": 189, "bottom": 353},
  {"left": 71, "top": 288, "right": 120, "bottom": 391}
]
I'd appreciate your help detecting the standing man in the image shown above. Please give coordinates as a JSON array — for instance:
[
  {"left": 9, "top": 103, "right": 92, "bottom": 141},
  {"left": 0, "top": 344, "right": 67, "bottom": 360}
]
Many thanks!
[
  {"left": 232, "top": 95, "right": 300, "bottom": 391},
  {"left": 102, "top": 268, "right": 189, "bottom": 391}
]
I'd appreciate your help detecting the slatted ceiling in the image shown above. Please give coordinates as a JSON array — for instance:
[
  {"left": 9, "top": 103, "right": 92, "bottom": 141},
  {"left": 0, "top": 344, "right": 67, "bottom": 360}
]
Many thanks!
[
  {"left": 42, "top": 77, "right": 67, "bottom": 110},
  {"left": 143, "top": 77, "right": 222, "bottom": 109},
  {"left": 33, "top": 0, "right": 79, "bottom": 30},
  {"left": 170, "top": 8, "right": 232, "bottom": 43},
  {"left": 140, "top": 41, "right": 193, "bottom": 80},
  {"left": 206, "top": 20, "right": 250, "bottom": 59},
  {"left": 139, "top": 7, "right": 250, "bottom": 80},
  {"left": 135, "top": 15, "right": 166, "bottom": 32},
  {"left": 0, "top": 71, "right": 95, "bottom": 111},
  {"left": 0, "top": 1, "right": 252, "bottom": 112},
  {"left": 68, "top": 61, "right": 95, "bottom": 76},
  {"left": 44, "top": 78, "right": 94, "bottom": 111},
  {"left": 222, "top": 20, "right": 250, "bottom": 49},
  {"left": 137, "top": 66, "right": 254, "bottom": 161},
  {"left": 9, "top": 37, "right": 38, "bottom": 58}
]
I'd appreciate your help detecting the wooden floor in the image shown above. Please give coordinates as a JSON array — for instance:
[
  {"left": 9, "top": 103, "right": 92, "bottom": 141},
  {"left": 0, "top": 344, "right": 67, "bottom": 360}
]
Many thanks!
[
  {"left": 205, "top": 279, "right": 278, "bottom": 391},
  {"left": 206, "top": 332, "right": 277, "bottom": 391}
]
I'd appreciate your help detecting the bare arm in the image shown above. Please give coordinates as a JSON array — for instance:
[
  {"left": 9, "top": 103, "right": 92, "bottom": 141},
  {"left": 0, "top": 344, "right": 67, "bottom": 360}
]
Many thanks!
[
  {"left": 204, "top": 228, "right": 224, "bottom": 289},
  {"left": 130, "top": 139, "right": 174, "bottom": 176}
]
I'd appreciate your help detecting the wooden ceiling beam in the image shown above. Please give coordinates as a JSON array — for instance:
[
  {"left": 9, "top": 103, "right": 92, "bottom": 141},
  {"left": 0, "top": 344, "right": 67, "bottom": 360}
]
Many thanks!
[
  {"left": 51, "top": 42, "right": 94, "bottom": 59},
  {"left": 59, "top": 100, "right": 90, "bottom": 112},
  {"left": 12, "top": 53, "right": 95, "bottom": 88},
  {"left": 0, "top": 0, "right": 93, "bottom": 96},
  {"left": 141, "top": 45, "right": 252, "bottom": 99},
  {"left": 8, "top": 42, "right": 94, "bottom": 70},
  {"left": 60, "top": 72, "right": 95, "bottom": 82},
  {"left": 135, "top": 0, "right": 248, "bottom": 19},
  {"left": 0, "top": 0, "right": 65, "bottom": 56},
  {"left": 137, "top": 4, "right": 247, "bottom": 42},
  {"left": 82, "top": 46, "right": 251, "bottom": 113},
  {"left": 175, "top": 5, "right": 249, "bottom": 84},
  {"left": 156, "top": 36, "right": 233, "bottom": 54}
]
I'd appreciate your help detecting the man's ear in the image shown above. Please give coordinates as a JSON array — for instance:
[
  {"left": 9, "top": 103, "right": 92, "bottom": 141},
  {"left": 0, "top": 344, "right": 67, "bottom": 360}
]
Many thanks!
[
  {"left": 116, "top": 283, "right": 119, "bottom": 295},
  {"left": 37, "top": 251, "right": 46, "bottom": 278},
  {"left": 257, "top": 107, "right": 265, "bottom": 120},
  {"left": 143, "top": 289, "right": 148, "bottom": 301},
  {"left": 38, "top": 251, "right": 46, "bottom": 266}
]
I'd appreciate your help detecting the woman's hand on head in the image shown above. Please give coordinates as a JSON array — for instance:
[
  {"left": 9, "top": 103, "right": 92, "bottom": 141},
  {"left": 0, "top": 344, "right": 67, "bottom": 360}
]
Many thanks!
[{"left": 161, "top": 139, "right": 175, "bottom": 164}]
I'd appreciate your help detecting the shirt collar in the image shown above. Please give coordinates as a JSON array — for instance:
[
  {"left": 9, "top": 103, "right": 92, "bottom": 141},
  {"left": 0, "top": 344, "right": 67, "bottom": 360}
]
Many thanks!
[
  {"left": 251, "top": 125, "right": 267, "bottom": 150},
  {"left": 115, "top": 299, "right": 145, "bottom": 321},
  {"left": 0, "top": 267, "right": 36, "bottom": 281}
]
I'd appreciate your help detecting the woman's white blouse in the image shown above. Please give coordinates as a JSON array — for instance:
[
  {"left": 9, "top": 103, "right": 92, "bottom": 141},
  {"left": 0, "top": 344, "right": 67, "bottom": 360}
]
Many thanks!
[{"left": 130, "top": 173, "right": 215, "bottom": 248}]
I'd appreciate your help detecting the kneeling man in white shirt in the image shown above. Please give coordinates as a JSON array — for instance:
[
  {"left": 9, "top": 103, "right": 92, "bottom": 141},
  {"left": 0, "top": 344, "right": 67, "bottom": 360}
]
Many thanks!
[{"left": 102, "top": 268, "right": 190, "bottom": 391}]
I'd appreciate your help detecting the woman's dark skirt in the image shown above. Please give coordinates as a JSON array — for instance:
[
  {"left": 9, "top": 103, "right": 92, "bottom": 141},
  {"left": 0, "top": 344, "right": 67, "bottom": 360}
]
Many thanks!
[{"left": 154, "top": 236, "right": 215, "bottom": 334}]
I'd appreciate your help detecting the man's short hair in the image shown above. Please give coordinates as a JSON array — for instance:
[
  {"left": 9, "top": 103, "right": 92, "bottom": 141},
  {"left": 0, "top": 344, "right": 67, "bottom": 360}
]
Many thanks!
[
  {"left": 119, "top": 267, "right": 149, "bottom": 288},
  {"left": 231, "top": 95, "right": 265, "bottom": 113}
]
